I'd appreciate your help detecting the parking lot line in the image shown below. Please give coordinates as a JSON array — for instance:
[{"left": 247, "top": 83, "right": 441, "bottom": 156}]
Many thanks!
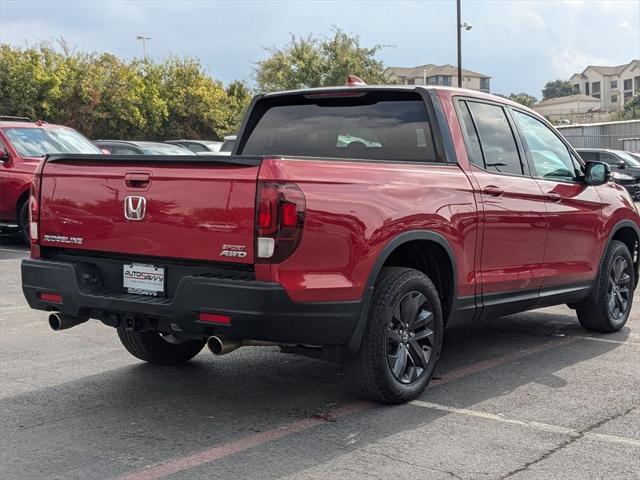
[
  {"left": 117, "top": 336, "right": 577, "bottom": 480},
  {"left": 117, "top": 401, "right": 373, "bottom": 480},
  {"left": 571, "top": 335, "right": 640, "bottom": 346},
  {"left": 409, "top": 400, "right": 640, "bottom": 448},
  {"left": 430, "top": 336, "right": 577, "bottom": 386}
]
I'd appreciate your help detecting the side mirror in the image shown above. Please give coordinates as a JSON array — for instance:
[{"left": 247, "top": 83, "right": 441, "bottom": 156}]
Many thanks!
[
  {"left": 0, "top": 147, "right": 7, "bottom": 162},
  {"left": 584, "top": 161, "right": 611, "bottom": 186},
  {"left": 617, "top": 160, "right": 626, "bottom": 169}
]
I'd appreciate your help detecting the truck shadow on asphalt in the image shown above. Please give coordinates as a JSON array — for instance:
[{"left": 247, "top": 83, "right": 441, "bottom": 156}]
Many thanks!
[{"left": 1, "top": 308, "right": 633, "bottom": 479}]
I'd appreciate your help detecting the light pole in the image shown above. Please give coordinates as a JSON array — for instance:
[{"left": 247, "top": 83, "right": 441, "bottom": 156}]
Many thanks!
[
  {"left": 136, "top": 36, "right": 151, "bottom": 58},
  {"left": 456, "top": 0, "right": 472, "bottom": 88}
]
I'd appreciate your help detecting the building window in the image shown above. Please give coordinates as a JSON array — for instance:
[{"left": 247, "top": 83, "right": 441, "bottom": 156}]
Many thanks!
[
  {"left": 610, "top": 80, "right": 617, "bottom": 89},
  {"left": 406, "top": 78, "right": 415, "bottom": 85},
  {"left": 573, "top": 84, "right": 580, "bottom": 93},
  {"left": 480, "top": 78, "right": 490, "bottom": 91},
  {"left": 635, "top": 76, "right": 640, "bottom": 92},
  {"left": 624, "top": 79, "right": 632, "bottom": 90},
  {"left": 611, "top": 95, "right": 618, "bottom": 104},
  {"left": 585, "top": 83, "right": 590, "bottom": 95},
  {"left": 426, "top": 75, "right": 451, "bottom": 86},
  {"left": 624, "top": 92, "right": 633, "bottom": 103},
  {"left": 592, "top": 81, "right": 601, "bottom": 95}
]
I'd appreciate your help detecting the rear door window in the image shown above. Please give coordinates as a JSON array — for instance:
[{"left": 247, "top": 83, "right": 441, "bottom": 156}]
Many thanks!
[
  {"left": 466, "top": 101, "right": 524, "bottom": 175},
  {"left": 240, "top": 91, "right": 439, "bottom": 162}
]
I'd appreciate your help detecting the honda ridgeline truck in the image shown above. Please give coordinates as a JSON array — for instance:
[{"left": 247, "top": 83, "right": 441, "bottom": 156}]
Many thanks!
[{"left": 22, "top": 84, "right": 640, "bottom": 403}]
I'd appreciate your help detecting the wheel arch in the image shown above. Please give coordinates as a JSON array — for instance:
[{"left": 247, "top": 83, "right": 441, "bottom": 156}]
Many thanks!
[
  {"left": 609, "top": 220, "right": 640, "bottom": 291},
  {"left": 347, "top": 230, "right": 458, "bottom": 353}
]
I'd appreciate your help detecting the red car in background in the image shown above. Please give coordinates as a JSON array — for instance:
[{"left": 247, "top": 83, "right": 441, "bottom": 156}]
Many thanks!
[{"left": 0, "top": 117, "right": 103, "bottom": 243}]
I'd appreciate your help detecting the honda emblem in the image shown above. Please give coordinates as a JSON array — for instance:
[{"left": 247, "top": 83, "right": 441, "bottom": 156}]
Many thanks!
[{"left": 124, "top": 196, "right": 146, "bottom": 220}]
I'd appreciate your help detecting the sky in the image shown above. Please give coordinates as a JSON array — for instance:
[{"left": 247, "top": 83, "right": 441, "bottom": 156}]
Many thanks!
[{"left": 1, "top": 0, "right": 639, "bottom": 99}]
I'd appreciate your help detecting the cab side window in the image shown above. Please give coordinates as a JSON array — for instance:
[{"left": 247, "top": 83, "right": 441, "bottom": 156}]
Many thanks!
[
  {"left": 457, "top": 101, "right": 484, "bottom": 168},
  {"left": 466, "top": 101, "right": 524, "bottom": 176},
  {"left": 511, "top": 110, "right": 580, "bottom": 182}
]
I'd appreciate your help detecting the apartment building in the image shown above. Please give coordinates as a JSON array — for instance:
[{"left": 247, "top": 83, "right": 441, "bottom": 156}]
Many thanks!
[
  {"left": 385, "top": 64, "right": 491, "bottom": 92},
  {"left": 570, "top": 59, "right": 640, "bottom": 110}
]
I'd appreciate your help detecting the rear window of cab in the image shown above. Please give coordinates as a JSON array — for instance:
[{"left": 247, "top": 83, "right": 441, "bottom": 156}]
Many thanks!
[{"left": 240, "top": 91, "right": 440, "bottom": 162}]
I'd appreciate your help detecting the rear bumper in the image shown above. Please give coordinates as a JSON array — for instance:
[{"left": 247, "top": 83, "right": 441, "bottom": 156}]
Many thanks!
[{"left": 21, "top": 259, "right": 363, "bottom": 345}]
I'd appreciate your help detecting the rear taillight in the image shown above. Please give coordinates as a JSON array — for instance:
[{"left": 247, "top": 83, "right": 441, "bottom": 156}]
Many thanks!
[
  {"left": 29, "top": 173, "right": 41, "bottom": 258},
  {"left": 255, "top": 182, "right": 305, "bottom": 262}
]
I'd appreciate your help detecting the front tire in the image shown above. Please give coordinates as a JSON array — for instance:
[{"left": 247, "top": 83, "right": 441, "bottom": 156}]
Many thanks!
[
  {"left": 117, "top": 327, "right": 206, "bottom": 365},
  {"left": 344, "top": 267, "right": 443, "bottom": 404},
  {"left": 577, "top": 240, "right": 635, "bottom": 333}
]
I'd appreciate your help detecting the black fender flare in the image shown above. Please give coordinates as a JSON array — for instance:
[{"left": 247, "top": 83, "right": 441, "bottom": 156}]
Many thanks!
[
  {"left": 346, "top": 230, "right": 458, "bottom": 353},
  {"left": 597, "top": 219, "right": 640, "bottom": 296}
]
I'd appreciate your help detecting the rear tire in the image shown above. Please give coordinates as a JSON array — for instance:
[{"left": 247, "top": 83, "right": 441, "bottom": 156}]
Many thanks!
[
  {"left": 18, "top": 201, "right": 29, "bottom": 245},
  {"left": 344, "top": 267, "right": 443, "bottom": 404},
  {"left": 576, "top": 240, "right": 635, "bottom": 333},
  {"left": 117, "top": 327, "right": 206, "bottom": 365}
]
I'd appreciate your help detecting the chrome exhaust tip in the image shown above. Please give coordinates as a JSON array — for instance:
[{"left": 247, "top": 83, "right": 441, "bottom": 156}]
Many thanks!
[
  {"left": 207, "top": 336, "right": 240, "bottom": 355},
  {"left": 206, "top": 337, "right": 279, "bottom": 355},
  {"left": 48, "top": 312, "right": 87, "bottom": 331}
]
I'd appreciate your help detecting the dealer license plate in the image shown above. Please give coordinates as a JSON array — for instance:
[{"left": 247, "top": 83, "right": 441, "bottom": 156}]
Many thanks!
[{"left": 123, "top": 263, "right": 165, "bottom": 297}]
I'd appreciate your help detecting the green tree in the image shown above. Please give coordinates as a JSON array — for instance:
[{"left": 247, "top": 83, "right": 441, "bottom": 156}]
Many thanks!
[
  {"left": 219, "top": 80, "right": 252, "bottom": 135},
  {"left": 0, "top": 43, "right": 249, "bottom": 140},
  {"left": 541, "top": 80, "right": 574, "bottom": 100},
  {"left": 508, "top": 92, "right": 537, "bottom": 108},
  {"left": 255, "top": 28, "right": 389, "bottom": 92},
  {"left": 616, "top": 94, "right": 640, "bottom": 120}
]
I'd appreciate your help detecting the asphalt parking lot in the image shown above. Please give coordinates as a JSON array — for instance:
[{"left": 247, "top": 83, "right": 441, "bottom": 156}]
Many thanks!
[{"left": 1, "top": 231, "right": 639, "bottom": 480}]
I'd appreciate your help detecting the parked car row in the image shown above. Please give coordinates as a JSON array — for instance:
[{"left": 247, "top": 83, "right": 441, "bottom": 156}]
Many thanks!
[
  {"left": 576, "top": 148, "right": 640, "bottom": 201},
  {"left": 95, "top": 136, "right": 238, "bottom": 156}
]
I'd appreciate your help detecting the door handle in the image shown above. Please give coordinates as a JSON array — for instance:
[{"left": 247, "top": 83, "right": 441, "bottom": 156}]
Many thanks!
[
  {"left": 546, "top": 192, "right": 562, "bottom": 202},
  {"left": 483, "top": 185, "right": 503, "bottom": 197},
  {"left": 125, "top": 173, "right": 151, "bottom": 189}
]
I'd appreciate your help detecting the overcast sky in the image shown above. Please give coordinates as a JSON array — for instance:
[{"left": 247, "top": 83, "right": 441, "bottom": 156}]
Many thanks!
[{"left": 1, "top": 0, "right": 639, "bottom": 98}]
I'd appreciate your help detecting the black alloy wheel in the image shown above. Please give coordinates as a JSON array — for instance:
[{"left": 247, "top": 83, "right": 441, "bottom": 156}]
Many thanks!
[
  {"left": 386, "top": 291, "right": 436, "bottom": 384},
  {"left": 607, "top": 255, "right": 632, "bottom": 321}
]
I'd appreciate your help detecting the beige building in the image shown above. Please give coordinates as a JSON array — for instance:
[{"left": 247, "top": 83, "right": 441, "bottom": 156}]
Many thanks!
[
  {"left": 385, "top": 64, "right": 491, "bottom": 92},
  {"left": 533, "top": 94, "right": 602, "bottom": 121},
  {"left": 570, "top": 59, "right": 640, "bottom": 110}
]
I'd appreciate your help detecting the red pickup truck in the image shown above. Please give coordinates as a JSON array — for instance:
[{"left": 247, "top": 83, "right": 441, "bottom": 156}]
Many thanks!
[
  {"left": 0, "top": 117, "right": 103, "bottom": 242},
  {"left": 22, "top": 86, "right": 639, "bottom": 403}
]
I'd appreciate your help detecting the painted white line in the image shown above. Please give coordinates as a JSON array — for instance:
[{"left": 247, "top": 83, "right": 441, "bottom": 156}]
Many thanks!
[
  {"left": 410, "top": 400, "right": 640, "bottom": 448},
  {"left": 574, "top": 336, "right": 640, "bottom": 346}
]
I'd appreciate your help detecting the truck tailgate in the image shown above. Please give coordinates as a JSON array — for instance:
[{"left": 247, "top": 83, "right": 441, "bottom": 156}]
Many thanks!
[{"left": 38, "top": 155, "right": 261, "bottom": 263}]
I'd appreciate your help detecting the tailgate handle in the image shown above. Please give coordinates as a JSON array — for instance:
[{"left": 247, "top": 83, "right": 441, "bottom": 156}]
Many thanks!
[{"left": 125, "top": 173, "right": 151, "bottom": 189}]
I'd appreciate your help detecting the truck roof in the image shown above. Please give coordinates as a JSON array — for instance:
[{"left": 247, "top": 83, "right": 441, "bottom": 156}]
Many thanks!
[{"left": 261, "top": 85, "right": 536, "bottom": 116}]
